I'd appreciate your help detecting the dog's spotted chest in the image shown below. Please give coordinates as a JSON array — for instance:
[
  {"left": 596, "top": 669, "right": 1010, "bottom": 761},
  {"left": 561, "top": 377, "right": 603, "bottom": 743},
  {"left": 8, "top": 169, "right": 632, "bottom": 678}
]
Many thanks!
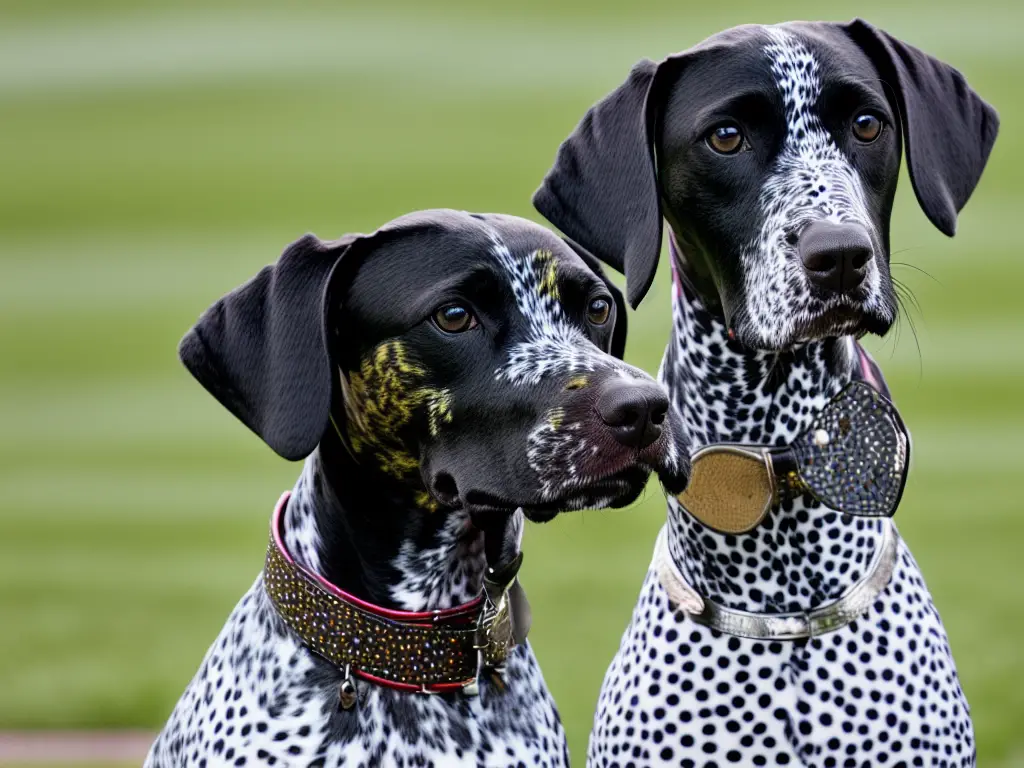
[
  {"left": 146, "top": 462, "right": 566, "bottom": 767},
  {"left": 589, "top": 283, "right": 974, "bottom": 766},
  {"left": 661, "top": 281, "right": 885, "bottom": 612},
  {"left": 146, "top": 581, "right": 566, "bottom": 767}
]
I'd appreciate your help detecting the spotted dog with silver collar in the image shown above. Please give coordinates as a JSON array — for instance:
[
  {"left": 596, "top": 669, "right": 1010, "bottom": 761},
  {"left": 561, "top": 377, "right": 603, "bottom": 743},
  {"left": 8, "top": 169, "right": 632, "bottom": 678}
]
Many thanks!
[
  {"left": 147, "top": 210, "right": 689, "bottom": 767},
  {"left": 535, "top": 20, "right": 997, "bottom": 766}
]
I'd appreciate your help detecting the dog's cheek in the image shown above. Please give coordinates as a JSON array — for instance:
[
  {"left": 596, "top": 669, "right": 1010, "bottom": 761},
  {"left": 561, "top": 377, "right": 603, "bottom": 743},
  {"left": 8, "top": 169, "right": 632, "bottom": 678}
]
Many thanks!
[{"left": 342, "top": 340, "right": 452, "bottom": 506}]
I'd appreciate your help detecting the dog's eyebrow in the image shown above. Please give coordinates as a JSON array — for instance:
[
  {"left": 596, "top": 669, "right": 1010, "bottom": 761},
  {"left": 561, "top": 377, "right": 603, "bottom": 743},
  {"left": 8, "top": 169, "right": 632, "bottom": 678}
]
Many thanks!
[
  {"left": 819, "top": 77, "right": 892, "bottom": 117},
  {"left": 421, "top": 263, "right": 507, "bottom": 306},
  {"left": 688, "top": 88, "right": 780, "bottom": 138},
  {"left": 556, "top": 263, "right": 607, "bottom": 299}
]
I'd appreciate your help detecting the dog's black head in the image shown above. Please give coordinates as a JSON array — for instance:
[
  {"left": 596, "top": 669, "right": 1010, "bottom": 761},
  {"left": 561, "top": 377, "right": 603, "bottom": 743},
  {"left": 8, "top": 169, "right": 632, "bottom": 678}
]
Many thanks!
[
  {"left": 534, "top": 20, "right": 998, "bottom": 350},
  {"left": 179, "top": 210, "right": 689, "bottom": 524}
]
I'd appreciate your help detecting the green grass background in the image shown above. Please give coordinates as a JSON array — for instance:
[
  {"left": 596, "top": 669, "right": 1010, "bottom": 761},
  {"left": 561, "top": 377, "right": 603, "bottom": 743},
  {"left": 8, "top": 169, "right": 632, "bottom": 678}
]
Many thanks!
[{"left": 1, "top": 0, "right": 1022, "bottom": 764}]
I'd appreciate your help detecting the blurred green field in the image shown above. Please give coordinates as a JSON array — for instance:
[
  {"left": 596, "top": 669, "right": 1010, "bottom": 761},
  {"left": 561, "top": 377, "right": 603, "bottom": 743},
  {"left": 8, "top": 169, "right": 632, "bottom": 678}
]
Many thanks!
[{"left": 1, "top": 0, "right": 1022, "bottom": 764}]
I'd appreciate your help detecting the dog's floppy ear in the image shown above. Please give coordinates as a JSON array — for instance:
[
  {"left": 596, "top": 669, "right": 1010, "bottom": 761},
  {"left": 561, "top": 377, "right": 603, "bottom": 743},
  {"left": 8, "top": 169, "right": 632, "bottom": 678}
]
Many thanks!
[
  {"left": 563, "top": 239, "right": 628, "bottom": 359},
  {"left": 534, "top": 60, "right": 667, "bottom": 310},
  {"left": 179, "top": 233, "right": 359, "bottom": 461},
  {"left": 843, "top": 19, "right": 998, "bottom": 236}
]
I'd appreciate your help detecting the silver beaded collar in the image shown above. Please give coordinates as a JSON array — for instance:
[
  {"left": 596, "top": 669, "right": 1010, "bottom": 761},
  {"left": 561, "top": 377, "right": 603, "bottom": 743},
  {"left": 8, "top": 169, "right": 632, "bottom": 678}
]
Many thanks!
[{"left": 653, "top": 521, "right": 900, "bottom": 640}]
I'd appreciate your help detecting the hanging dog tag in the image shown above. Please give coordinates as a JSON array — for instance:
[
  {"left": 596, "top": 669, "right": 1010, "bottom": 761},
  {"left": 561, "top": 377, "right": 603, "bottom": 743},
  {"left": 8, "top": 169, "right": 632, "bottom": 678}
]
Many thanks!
[
  {"left": 787, "top": 381, "right": 909, "bottom": 517},
  {"left": 476, "top": 551, "right": 529, "bottom": 671}
]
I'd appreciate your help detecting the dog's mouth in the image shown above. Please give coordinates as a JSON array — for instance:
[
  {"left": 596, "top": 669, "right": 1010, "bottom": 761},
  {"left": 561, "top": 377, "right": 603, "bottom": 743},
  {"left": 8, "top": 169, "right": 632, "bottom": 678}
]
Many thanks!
[
  {"left": 435, "top": 465, "right": 654, "bottom": 523},
  {"left": 794, "top": 299, "right": 894, "bottom": 344},
  {"left": 736, "top": 293, "right": 896, "bottom": 352}
]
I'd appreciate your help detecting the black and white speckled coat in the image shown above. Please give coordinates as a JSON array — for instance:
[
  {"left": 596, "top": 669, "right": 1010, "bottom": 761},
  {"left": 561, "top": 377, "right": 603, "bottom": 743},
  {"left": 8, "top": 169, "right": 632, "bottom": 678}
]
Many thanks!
[
  {"left": 534, "top": 19, "right": 997, "bottom": 767},
  {"left": 147, "top": 456, "right": 566, "bottom": 768},
  {"left": 147, "top": 210, "right": 690, "bottom": 767}
]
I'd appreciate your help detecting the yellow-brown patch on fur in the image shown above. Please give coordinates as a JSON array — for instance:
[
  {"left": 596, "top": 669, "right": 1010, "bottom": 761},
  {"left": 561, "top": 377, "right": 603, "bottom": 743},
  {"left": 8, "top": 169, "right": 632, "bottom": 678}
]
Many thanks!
[
  {"left": 534, "top": 249, "right": 559, "bottom": 300},
  {"left": 344, "top": 341, "right": 453, "bottom": 504},
  {"left": 565, "top": 375, "right": 589, "bottom": 391},
  {"left": 548, "top": 407, "right": 565, "bottom": 431},
  {"left": 414, "top": 490, "right": 441, "bottom": 513},
  {"left": 427, "top": 390, "right": 454, "bottom": 438}
]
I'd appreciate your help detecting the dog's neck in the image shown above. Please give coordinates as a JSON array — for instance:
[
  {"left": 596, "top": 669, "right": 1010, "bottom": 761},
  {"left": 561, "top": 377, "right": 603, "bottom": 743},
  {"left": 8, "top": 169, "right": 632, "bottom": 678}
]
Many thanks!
[
  {"left": 279, "top": 430, "right": 487, "bottom": 612},
  {"left": 661, "top": 259, "right": 887, "bottom": 613}
]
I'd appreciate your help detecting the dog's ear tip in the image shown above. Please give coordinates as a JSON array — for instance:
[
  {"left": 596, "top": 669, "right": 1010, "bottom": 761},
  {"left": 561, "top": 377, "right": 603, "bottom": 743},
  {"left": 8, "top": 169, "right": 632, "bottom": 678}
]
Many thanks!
[
  {"left": 631, "top": 58, "right": 659, "bottom": 75},
  {"left": 625, "top": 265, "right": 656, "bottom": 308},
  {"left": 983, "top": 102, "right": 1001, "bottom": 145},
  {"left": 531, "top": 185, "right": 552, "bottom": 219},
  {"left": 295, "top": 232, "right": 322, "bottom": 246},
  {"left": 921, "top": 199, "right": 958, "bottom": 238},
  {"left": 178, "top": 324, "right": 210, "bottom": 378},
  {"left": 178, "top": 326, "right": 197, "bottom": 363},
  {"left": 626, "top": 284, "right": 649, "bottom": 310},
  {"left": 271, "top": 440, "right": 317, "bottom": 463},
  {"left": 940, "top": 211, "right": 958, "bottom": 238}
]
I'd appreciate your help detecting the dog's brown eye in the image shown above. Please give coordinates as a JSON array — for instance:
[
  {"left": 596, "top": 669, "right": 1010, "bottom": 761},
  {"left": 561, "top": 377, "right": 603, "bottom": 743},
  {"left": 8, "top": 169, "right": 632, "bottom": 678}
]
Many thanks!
[
  {"left": 433, "top": 304, "right": 478, "bottom": 333},
  {"left": 852, "top": 113, "right": 882, "bottom": 143},
  {"left": 706, "top": 124, "right": 744, "bottom": 155},
  {"left": 587, "top": 297, "right": 612, "bottom": 325}
]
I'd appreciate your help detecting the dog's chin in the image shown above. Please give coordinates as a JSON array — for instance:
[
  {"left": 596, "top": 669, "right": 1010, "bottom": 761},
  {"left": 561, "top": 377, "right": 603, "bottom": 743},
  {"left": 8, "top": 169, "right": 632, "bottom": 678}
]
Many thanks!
[{"left": 739, "top": 298, "right": 895, "bottom": 351}]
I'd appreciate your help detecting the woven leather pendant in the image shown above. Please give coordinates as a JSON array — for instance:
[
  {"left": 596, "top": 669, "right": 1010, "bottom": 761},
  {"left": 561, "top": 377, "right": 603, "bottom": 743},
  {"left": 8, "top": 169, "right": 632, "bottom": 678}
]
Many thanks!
[{"left": 676, "top": 447, "right": 774, "bottom": 534}]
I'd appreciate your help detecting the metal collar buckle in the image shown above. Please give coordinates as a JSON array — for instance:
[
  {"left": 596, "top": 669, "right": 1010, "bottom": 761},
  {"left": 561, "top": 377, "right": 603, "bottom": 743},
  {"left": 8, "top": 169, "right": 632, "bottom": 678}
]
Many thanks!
[{"left": 474, "top": 551, "right": 531, "bottom": 673}]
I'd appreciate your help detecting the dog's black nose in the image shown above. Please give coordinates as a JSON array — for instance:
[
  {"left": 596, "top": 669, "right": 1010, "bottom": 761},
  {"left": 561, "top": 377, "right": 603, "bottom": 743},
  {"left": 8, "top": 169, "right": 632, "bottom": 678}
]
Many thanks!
[
  {"left": 799, "top": 221, "right": 873, "bottom": 294},
  {"left": 597, "top": 379, "right": 668, "bottom": 450}
]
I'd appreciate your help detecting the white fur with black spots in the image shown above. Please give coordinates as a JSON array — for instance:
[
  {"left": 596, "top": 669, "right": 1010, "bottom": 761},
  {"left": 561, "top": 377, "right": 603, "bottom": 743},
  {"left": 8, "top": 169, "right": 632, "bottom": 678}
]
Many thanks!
[
  {"left": 146, "top": 460, "right": 568, "bottom": 768},
  {"left": 587, "top": 27, "right": 974, "bottom": 768}
]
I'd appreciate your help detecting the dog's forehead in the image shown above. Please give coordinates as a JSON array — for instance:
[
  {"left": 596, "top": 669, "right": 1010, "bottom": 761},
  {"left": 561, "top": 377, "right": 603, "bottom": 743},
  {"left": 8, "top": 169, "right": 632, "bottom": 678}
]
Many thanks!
[
  {"left": 773, "top": 22, "right": 882, "bottom": 86},
  {"left": 667, "top": 22, "right": 883, "bottom": 101},
  {"left": 340, "top": 210, "right": 594, "bottom": 328},
  {"left": 664, "top": 26, "right": 776, "bottom": 89},
  {"left": 356, "top": 211, "right": 589, "bottom": 284}
]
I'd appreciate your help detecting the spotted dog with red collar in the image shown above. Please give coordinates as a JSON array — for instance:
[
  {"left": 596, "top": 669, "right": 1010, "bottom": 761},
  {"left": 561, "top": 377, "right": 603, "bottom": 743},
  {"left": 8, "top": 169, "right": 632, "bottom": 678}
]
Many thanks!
[{"left": 146, "top": 210, "right": 690, "bottom": 767}]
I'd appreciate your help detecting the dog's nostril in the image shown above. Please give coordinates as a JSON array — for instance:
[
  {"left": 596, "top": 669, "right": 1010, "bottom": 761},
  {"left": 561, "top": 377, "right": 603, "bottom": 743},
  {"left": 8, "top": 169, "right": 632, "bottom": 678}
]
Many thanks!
[
  {"left": 785, "top": 230, "right": 800, "bottom": 247},
  {"left": 650, "top": 402, "right": 668, "bottom": 426},
  {"left": 433, "top": 473, "right": 459, "bottom": 503},
  {"left": 607, "top": 405, "right": 639, "bottom": 428},
  {"left": 597, "top": 381, "right": 669, "bottom": 451},
  {"left": 851, "top": 249, "right": 871, "bottom": 270},
  {"left": 803, "top": 251, "right": 836, "bottom": 273},
  {"left": 799, "top": 221, "right": 874, "bottom": 294}
]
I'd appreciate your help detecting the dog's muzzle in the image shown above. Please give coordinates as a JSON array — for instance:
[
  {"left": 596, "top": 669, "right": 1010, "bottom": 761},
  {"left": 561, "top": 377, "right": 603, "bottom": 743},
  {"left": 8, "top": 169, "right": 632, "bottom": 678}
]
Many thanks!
[{"left": 676, "top": 382, "right": 909, "bottom": 534}]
